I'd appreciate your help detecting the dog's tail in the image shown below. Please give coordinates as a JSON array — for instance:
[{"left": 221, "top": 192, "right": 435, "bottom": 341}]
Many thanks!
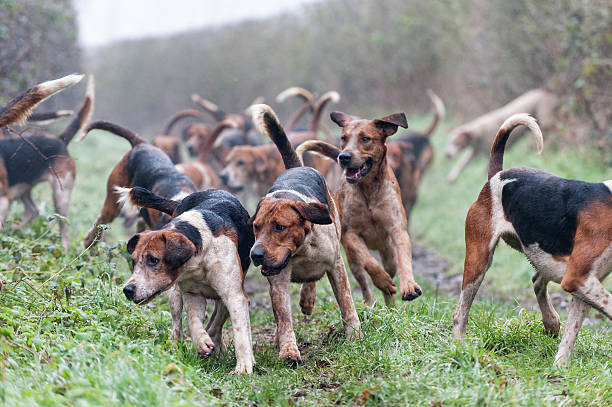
[
  {"left": 197, "top": 118, "right": 240, "bottom": 160},
  {"left": 61, "top": 75, "right": 95, "bottom": 144},
  {"left": 28, "top": 110, "right": 74, "bottom": 124},
  {"left": 296, "top": 140, "right": 341, "bottom": 164},
  {"left": 115, "top": 186, "right": 179, "bottom": 217},
  {"left": 276, "top": 86, "right": 315, "bottom": 132},
  {"left": 163, "top": 109, "right": 207, "bottom": 136},
  {"left": 488, "top": 113, "right": 543, "bottom": 179},
  {"left": 83, "top": 120, "right": 146, "bottom": 147},
  {"left": 251, "top": 104, "right": 302, "bottom": 169},
  {"left": 309, "top": 91, "right": 340, "bottom": 133},
  {"left": 0, "top": 73, "right": 84, "bottom": 127},
  {"left": 191, "top": 94, "right": 226, "bottom": 122},
  {"left": 423, "top": 89, "right": 445, "bottom": 137}
]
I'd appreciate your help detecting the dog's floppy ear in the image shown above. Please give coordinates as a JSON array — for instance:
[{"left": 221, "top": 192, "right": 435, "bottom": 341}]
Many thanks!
[
  {"left": 330, "top": 111, "right": 353, "bottom": 127},
  {"left": 293, "top": 202, "right": 332, "bottom": 225},
  {"left": 127, "top": 234, "right": 140, "bottom": 255},
  {"left": 163, "top": 232, "right": 195, "bottom": 269},
  {"left": 373, "top": 113, "right": 408, "bottom": 137}
]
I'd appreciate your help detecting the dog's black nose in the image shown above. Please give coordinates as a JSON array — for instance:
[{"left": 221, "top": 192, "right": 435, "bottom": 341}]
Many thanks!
[
  {"left": 123, "top": 284, "right": 136, "bottom": 301},
  {"left": 338, "top": 152, "right": 352, "bottom": 166},
  {"left": 219, "top": 172, "right": 229, "bottom": 185},
  {"left": 188, "top": 145, "right": 197, "bottom": 157},
  {"left": 251, "top": 247, "right": 265, "bottom": 265}
]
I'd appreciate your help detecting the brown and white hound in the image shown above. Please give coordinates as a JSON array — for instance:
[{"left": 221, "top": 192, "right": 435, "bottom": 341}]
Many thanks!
[{"left": 453, "top": 113, "right": 612, "bottom": 366}]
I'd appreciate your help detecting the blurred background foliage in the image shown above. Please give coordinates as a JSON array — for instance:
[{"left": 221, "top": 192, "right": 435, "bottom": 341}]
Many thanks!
[
  {"left": 0, "top": 0, "right": 81, "bottom": 108},
  {"left": 1, "top": 0, "right": 610, "bottom": 148}
]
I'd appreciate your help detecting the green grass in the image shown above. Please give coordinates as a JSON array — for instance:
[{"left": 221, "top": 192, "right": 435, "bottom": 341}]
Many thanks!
[{"left": 0, "top": 121, "right": 611, "bottom": 406}]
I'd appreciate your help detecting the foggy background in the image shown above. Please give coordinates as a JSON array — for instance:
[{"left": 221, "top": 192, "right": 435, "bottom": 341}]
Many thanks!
[{"left": 1, "top": 0, "right": 610, "bottom": 148}]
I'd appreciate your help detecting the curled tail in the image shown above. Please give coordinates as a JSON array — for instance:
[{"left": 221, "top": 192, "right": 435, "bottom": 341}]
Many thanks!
[
  {"left": 115, "top": 186, "right": 179, "bottom": 217},
  {"left": 84, "top": 120, "right": 146, "bottom": 147},
  {"left": 191, "top": 94, "right": 226, "bottom": 122},
  {"left": 276, "top": 86, "right": 315, "bottom": 132},
  {"left": 163, "top": 109, "right": 207, "bottom": 135},
  {"left": 488, "top": 113, "right": 543, "bottom": 179},
  {"left": 250, "top": 104, "right": 302, "bottom": 169},
  {"left": 296, "top": 140, "right": 341, "bottom": 164},
  {"left": 309, "top": 91, "right": 340, "bottom": 133},
  {"left": 61, "top": 75, "right": 95, "bottom": 144},
  {"left": 28, "top": 110, "right": 74, "bottom": 124},
  {"left": 198, "top": 118, "right": 240, "bottom": 160},
  {"left": 423, "top": 89, "right": 445, "bottom": 137},
  {"left": 0, "top": 73, "right": 84, "bottom": 127}
]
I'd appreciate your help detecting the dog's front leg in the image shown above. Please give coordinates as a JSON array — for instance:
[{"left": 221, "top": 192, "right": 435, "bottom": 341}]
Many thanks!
[
  {"left": 387, "top": 227, "right": 422, "bottom": 302},
  {"left": 183, "top": 292, "right": 215, "bottom": 357},
  {"left": 343, "top": 231, "right": 396, "bottom": 305},
  {"left": 167, "top": 284, "right": 185, "bottom": 343},
  {"left": 327, "top": 253, "right": 361, "bottom": 339},
  {"left": 268, "top": 271, "right": 301, "bottom": 364}
]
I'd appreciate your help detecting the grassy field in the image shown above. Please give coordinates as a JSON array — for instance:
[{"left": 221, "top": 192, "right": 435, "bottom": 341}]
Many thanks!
[{"left": 0, "top": 117, "right": 611, "bottom": 406}]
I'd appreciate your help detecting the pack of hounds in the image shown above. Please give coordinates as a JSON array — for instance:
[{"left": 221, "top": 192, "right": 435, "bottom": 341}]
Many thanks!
[{"left": 1, "top": 74, "right": 610, "bottom": 374}]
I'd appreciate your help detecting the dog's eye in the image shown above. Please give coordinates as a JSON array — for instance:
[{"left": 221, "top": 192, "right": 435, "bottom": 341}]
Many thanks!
[
  {"left": 340, "top": 136, "right": 347, "bottom": 143},
  {"left": 274, "top": 224, "right": 286, "bottom": 232},
  {"left": 361, "top": 136, "right": 371, "bottom": 143},
  {"left": 146, "top": 255, "right": 160, "bottom": 267},
  {"left": 237, "top": 160, "right": 244, "bottom": 166}
]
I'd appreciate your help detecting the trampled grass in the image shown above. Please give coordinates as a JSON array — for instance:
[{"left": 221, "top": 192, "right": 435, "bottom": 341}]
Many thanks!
[{"left": 0, "top": 118, "right": 610, "bottom": 406}]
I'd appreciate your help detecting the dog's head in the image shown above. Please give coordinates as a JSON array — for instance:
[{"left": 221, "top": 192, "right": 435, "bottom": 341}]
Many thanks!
[
  {"left": 219, "top": 145, "right": 268, "bottom": 192},
  {"left": 152, "top": 136, "right": 181, "bottom": 164},
  {"left": 184, "top": 123, "right": 213, "bottom": 157},
  {"left": 122, "top": 230, "right": 196, "bottom": 304},
  {"left": 386, "top": 140, "right": 417, "bottom": 181},
  {"left": 330, "top": 111, "right": 407, "bottom": 184},
  {"left": 445, "top": 127, "right": 472, "bottom": 158},
  {"left": 249, "top": 198, "right": 332, "bottom": 276}
]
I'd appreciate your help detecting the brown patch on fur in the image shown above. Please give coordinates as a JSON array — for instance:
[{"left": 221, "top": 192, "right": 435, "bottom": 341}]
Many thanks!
[
  {"left": 152, "top": 136, "right": 181, "bottom": 164},
  {"left": 561, "top": 199, "right": 612, "bottom": 292},
  {"left": 462, "top": 183, "right": 494, "bottom": 288}
]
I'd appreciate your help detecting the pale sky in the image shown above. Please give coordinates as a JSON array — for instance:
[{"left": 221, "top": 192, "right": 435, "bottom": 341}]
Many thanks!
[{"left": 73, "top": 0, "right": 320, "bottom": 48}]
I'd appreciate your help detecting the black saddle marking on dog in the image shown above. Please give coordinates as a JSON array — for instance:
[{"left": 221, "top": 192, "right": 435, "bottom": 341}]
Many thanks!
[
  {"left": 268, "top": 167, "right": 329, "bottom": 207},
  {"left": 397, "top": 133, "right": 429, "bottom": 161},
  {"left": 173, "top": 221, "right": 203, "bottom": 252},
  {"left": 501, "top": 168, "right": 611, "bottom": 256},
  {"left": 173, "top": 189, "right": 254, "bottom": 272},
  {"left": 1, "top": 134, "right": 68, "bottom": 186}
]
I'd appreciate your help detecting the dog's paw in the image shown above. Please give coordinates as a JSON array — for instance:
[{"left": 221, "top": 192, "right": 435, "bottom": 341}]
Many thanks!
[
  {"left": 543, "top": 316, "right": 561, "bottom": 337},
  {"left": 371, "top": 272, "right": 397, "bottom": 295},
  {"left": 401, "top": 282, "right": 422, "bottom": 301},
  {"left": 279, "top": 345, "right": 302, "bottom": 366},
  {"left": 231, "top": 359, "right": 254, "bottom": 375},
  {"left": 196, "top": 336, "right": 215, "bottom": 358}
]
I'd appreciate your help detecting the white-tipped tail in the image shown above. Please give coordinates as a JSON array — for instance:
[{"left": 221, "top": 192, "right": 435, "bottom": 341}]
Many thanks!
[
  {"left": 500, "top": 113, "right": 543, "bottom": 154},
  {"left": 426, "top": 89, "right": 445, "bottom": 119},
  {"left": 38, "top": 74, "right": 84, "bottom": 98},
  {"left": 191, "top": 94, "right": 219, "bottom": 111},
  {"left": 114, "top": 186, "right": 139, "bottom": 213},
  {"left": 275, "top": 86, "right": 313, "bottom": 103},
  {"left": 74, "top": 75, "right": 96, "bottom": 142},
  {"left": 56, "top": 110, "right": 74, "bottom": 117},
  {"left": 318, "top": 90, "right": 341, "bottom": 104},
  {"left": 249, "top": 103, "right": 281, "bottom": 136}
]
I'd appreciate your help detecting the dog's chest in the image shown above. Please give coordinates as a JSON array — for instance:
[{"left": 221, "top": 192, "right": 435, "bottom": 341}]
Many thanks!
[{"left": 290, "top": 224, "right": 338, "bottom": 282}]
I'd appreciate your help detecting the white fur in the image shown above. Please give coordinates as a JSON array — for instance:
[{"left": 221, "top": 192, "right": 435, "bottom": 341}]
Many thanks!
[
  {"left": 499, "top": 113, "right": 543, "bottom": 154},
  {"left": 265, "top": 189, "right": 315, "bottom": 203},
  {"left": 426, "top": 89, "right": 445, "bottom": 118},
  {"left": 488, "top": 174, "right": 518, "bottom": 249},
  {"left": 114, "top": 186, "right": 139, "bottom": 213},
  {"left": 523, "top": 244, "right": 567, "bottom": 283},
  {"left": 249, "top": 104, "right": 281, "bottom": 138},
  {"left": 603, "top": 180, "right": 612, "bottom": 194},
  {"left": 275, "top": 87, "right": 313, "bottom": 103},
  {"left": 318, "top": 91, "right": 341, "bottom": 105},
  {"left": 37, "top": 73, "right": 84, "bottom": 96}
]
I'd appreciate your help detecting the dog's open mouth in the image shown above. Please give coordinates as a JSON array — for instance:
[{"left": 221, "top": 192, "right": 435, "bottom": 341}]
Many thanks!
[
  {"left": 260, "top": 252, "right": 291, "bottom": 277},
  {"left": 344, "top": 158, "right": 373, "bottom": 183}
]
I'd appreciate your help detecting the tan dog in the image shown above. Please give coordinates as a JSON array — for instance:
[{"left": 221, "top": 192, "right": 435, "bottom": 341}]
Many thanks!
[
  {"left": 175, "top": 118, "right": 240, "bottom": 190},
  {"left": 445, "top": 88, "right": 558, "bottom": 183},
  {"left": 297, "top": 111, "right": 422, "bottom": 306},
  {"left": 453, "top": 113, "right": 612, "bottom": 367},
  {"left": 248, "top": 104, "right": 360, "bottom": 364},
  {"left": 219, "top": 92, "right": 339, "bottom": 197},
  {"left": 387, "top": 90, "right": 445, "bottom": 220},
  {"left": 0, "top": 74, "right": 92, "bottom": 248},
  {"left": 155, "top": 109, "right": 211, "bottom": 163}
]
